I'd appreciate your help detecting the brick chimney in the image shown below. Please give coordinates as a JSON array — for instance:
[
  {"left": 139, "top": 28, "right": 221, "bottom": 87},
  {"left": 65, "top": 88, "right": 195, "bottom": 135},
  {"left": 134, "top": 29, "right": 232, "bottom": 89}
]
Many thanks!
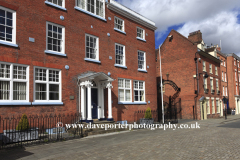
[
  {"left": 216, "top": 44, "right": 221, "bottom": 51},
  {"left": 188, "top": 30, "right": 202, "bottom": 43}
]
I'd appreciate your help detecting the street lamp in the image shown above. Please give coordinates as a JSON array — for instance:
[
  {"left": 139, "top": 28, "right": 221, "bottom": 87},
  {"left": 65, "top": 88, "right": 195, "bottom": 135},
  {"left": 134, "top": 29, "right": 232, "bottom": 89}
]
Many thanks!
[{"left": 222, "top": 97, "right": 228, "bottom": 120}]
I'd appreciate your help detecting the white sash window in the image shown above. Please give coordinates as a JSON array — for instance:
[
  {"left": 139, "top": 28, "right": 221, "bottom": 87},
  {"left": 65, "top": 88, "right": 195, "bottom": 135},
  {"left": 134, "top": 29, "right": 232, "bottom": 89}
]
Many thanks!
[{"left": 0, "top": 63, "right": 29, "bottom": 102}]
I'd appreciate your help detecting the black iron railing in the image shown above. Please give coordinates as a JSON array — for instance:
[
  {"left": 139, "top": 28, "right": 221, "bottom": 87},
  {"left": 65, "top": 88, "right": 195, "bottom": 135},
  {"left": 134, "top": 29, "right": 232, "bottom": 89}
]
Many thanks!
[{"left": 0, "top": 113, "right": 82, "bottom": 149}]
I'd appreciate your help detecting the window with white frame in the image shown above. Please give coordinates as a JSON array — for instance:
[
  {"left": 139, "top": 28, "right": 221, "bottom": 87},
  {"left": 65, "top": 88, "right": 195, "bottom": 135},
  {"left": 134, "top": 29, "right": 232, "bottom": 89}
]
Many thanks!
[
  {"left": 118, "top": 79, "right": 131, "bottom": 102},
  {"left": 225, "top": 72, "right": 227, "bottom": 82},
  {"left": 224, "top": 60, "right": 226, "bottom": 67},
  {"left": 225, "top": 87, "right": 227, "bottom": 96},
  {"left": 222, "top": 71, "right": 224, "bottom": 81},
  {"left": 76, "top": 0, "right": 105, "bottom": 18},
  {"left": 212, "top": 99, "right": 215, "bottom": 114},
  {"left": 235, "top": 71, "right": 237, "bottom": 81},
  {"left": 115, "top": 43, "right": 125, "bottom": 66},
  {"left": 223, "top": 86, "right": 225, "bottom": 96},
  {"left": 216, "top": 79, "right": 219, "bottom": 93},
  {"left": 34, "top": 67, "right": 61, "bottom": 102},
  {"left": 204, "top": 77, "right": 207, "bottom": 90},
  {"left": 210, "top": 78, "right": 214, "bottom": 92},
  {"left": 46, "top": 22, "right": 65, "bottom": 53},
  {"left": 236, "top": 84, "right": 238, "bottom": 95},
  {"left": 209, "top": 64, "right": 212, "bottom": 73},
  {"left": 0, "top": 62, "right": 29, "bottom": 102},
  {"left": 138, "top": 51, "right": 146, "bottom": 70},
  {"left": 206, "top": 100, "right": 210, "bottom": 114},
  {"left": 0, "top": 6, "right": 16, "bottom": 44},
  {"left": 137, "top": 27, "right": 145, "bottom": 40},
  {"left": 203, "top": 61, "right": 206, "bottom": 71},
  {"left": 134, "top": 81, "right": 145, "bottom": 102},
  {"left": 85, "top": 34, "right": 99, "bottom": 60},
  {"left": 114, "top": 17, "right": 124, "bottom": 32},
  {"left": 47, "top": 0, "right": 65, "bottom": 7},
  {"left": 215, "top": 66, "right": 218, "bottom": 75},
  {"left": 221, "top": 59, "right": 223, "bottom": 66},
  {"left": 234, "top": 58, "right": 236, "bottom": 65},
  {"left": 216, "top": 99, "right": 219, "bottom": 113}
]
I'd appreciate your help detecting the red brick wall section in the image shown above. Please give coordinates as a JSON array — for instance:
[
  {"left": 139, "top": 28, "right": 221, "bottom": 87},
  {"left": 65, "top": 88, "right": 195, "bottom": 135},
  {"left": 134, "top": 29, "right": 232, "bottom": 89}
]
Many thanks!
[
  {"left": 156, "top": 30, "right": 223, "bottom": 120},
  {"left": 156, "top": 30, "right": 197, "bottom": 119},
  {"left": 0, "top": 0, "right": 157, "bottom": 122}
]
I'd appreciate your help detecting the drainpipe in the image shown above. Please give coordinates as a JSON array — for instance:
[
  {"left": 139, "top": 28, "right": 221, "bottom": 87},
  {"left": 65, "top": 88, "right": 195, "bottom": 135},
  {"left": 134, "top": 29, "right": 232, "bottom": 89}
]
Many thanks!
[
  {"left": 194, "top": 51, "right": 199, "bottom": 120},
  {"left": 226, "top": 56, "right": 228, "bottom": 119},
  {"left": 77, "top": 80, "right": 81, "bottom": 118}
]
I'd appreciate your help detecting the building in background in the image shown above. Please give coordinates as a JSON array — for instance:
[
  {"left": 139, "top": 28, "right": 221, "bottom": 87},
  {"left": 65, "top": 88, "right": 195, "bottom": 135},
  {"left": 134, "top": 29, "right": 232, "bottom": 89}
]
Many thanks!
[
  {"left": 0, "top": 0, "right": 157, "bottom": 123},
  {"left": 156, "top": 30, "right": 223, "bottom": 120},
  {"left": 225, "top": 53, "right": 240, "bottom": 115}
]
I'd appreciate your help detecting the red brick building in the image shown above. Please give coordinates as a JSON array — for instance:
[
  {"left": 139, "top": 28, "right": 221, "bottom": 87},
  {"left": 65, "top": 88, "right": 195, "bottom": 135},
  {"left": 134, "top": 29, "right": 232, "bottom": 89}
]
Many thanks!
[
  {"left": 156, "top": 30, "right": 223, "bottom": 120},
  {"left": 225, "top": 53, "right": 240, "bottom": 114},
  {"left": 0, "top": 0, "right": 157, "bottom": 123}
]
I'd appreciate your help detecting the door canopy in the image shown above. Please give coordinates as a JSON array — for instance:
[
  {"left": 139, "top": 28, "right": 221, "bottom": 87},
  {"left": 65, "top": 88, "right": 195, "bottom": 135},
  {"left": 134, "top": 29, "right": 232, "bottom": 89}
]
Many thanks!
[{"left": 78, "top": 71, "right": 114, "bottom": 84}]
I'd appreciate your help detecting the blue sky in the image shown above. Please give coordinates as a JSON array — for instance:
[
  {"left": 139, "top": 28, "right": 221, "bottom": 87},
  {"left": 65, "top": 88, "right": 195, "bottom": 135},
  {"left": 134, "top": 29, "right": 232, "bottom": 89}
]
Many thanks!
[
  {"left": 155, "top": 24, "right": 184, "bottom": 48},
  {"left": 116, "top": 0, "right": 240, "bottom": 55}
]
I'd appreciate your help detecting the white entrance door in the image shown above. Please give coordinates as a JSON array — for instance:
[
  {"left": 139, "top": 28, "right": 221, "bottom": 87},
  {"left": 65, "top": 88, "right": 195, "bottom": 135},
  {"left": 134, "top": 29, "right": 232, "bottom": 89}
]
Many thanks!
[{"left": 220, "top": 100, "right": 223, "bottom": 117}]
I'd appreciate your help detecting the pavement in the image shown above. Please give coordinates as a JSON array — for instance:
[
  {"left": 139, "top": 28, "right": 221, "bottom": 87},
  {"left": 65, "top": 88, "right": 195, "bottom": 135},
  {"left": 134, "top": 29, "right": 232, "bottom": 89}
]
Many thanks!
[{"left": 1, "top": 114, "right": 240, "bottom": 160}]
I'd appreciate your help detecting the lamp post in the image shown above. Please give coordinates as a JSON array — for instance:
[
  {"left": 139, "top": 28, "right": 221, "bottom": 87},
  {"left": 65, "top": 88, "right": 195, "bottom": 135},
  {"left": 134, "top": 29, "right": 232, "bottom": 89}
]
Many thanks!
[
  {"left": 222, "top": 97, "right": 227, "bottom": 120},
  {"left": 159, "top": 45, "right": 164, "bottom": 124}
]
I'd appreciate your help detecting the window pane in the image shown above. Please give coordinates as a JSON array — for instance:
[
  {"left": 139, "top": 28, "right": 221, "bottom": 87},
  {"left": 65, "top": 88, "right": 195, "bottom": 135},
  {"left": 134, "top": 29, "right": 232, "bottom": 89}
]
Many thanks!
[
  {"left": 119, "top": 89, "right": 124, "bottom": 101},
  {"left": 0, "top": 17, "right": 5, "bottom": 25},
  {"left": 35, "top": 83, "right": 47, "bottom": 100},
  {"left": 0, "top": 9, "right": 5, "bottom": 17},
  {"left": 0, "top": 64, "right": 10, "bottom": 78},
  {"left": 0, "top": 81, "right": 10, "bottom": 100},
  {"left": 13, "top": 82, "right": 26, "bottom": 100},
  {"left": 134, "top": 81, "right": 138, "bottom": 89},
  {"left": 13, "top": 66, "right": 27, "bottom": 79},
  {"left": 140, "top": 91, "right": 144, "bottom": 101},
  {"left": 134, "top": 91, "right": 139, "bottom": 101},
  {"left": 125, "top": 80, "right": 130, "bottom": 88},
  {"left": 139, "top": 82, "right": 143, "bottom": 89},
  {"left": 6, "top": 19, "right": 12, "bottom": 26},
  {"left": 125, "top": 90, "right": 131, "bottom": 101},
  {"left": 7, "top": 12, "right": 12, "bottom": 19},
  {"left": 118, "top": 79, "right": 124, "bottom": 88},
  {"left": 35, "top": 68, "right": 46, "bottom": 81},
  {"left": 49, "top": 84, "right": 59, "bottom": 100},
  {"left": 49, "top": 70, "right": 59, "bottom": 82}
]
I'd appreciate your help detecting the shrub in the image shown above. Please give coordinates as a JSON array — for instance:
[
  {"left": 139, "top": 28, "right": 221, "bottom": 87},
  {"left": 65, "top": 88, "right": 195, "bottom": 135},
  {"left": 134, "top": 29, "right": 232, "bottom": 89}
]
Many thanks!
[
  {"left": 16, "top": 114, "right": 29, "bottom": 131},
  {"left": 144, "top": 107, "right": 152, "bottom": 119}
]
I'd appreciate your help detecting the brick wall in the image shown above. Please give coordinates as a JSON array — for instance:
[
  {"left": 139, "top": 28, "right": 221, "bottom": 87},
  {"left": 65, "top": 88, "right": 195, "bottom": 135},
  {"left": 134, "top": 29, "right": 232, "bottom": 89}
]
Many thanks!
[
  {"left": 0, "top": 0, "right": 157, "bottom": 122},
  {"left": 156, "top": 30, "right": 222, "bottom": 120}
]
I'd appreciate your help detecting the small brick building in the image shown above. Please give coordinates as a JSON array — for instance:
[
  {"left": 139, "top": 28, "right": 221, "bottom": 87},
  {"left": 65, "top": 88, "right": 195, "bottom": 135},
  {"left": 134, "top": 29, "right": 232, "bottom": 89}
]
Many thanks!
[{"left": 0, "top": 0, "right": 157, "bottom": 123}]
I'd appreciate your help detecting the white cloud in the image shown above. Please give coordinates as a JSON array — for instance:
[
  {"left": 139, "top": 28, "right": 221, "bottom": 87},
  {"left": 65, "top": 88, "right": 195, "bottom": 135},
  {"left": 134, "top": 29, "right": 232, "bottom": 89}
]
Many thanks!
[
  {"left": 116, "top": 0, "right": 240, "bottom": 54},
  {"left": 178, "top": 11, "right": 240, "bottom": 55}
]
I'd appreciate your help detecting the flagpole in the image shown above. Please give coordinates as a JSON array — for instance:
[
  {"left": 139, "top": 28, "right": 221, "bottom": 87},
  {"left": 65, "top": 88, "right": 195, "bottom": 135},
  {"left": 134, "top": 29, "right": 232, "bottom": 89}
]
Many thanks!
[{"left": 159, "top": 45, "right": 164, "bottom": 124}]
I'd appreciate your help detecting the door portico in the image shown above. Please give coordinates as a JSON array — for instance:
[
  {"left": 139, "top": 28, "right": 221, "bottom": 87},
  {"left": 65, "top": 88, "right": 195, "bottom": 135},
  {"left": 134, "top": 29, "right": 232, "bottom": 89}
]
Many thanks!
[{"left": 78, "top": 72, "right": 114, "bottom": 123}]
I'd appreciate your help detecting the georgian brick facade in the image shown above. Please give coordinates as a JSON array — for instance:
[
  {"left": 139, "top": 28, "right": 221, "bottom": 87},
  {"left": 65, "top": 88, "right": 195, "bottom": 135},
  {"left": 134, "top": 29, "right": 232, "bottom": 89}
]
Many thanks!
[{"left": 0, "top": 0, "right": 157, "bottom": 122}]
